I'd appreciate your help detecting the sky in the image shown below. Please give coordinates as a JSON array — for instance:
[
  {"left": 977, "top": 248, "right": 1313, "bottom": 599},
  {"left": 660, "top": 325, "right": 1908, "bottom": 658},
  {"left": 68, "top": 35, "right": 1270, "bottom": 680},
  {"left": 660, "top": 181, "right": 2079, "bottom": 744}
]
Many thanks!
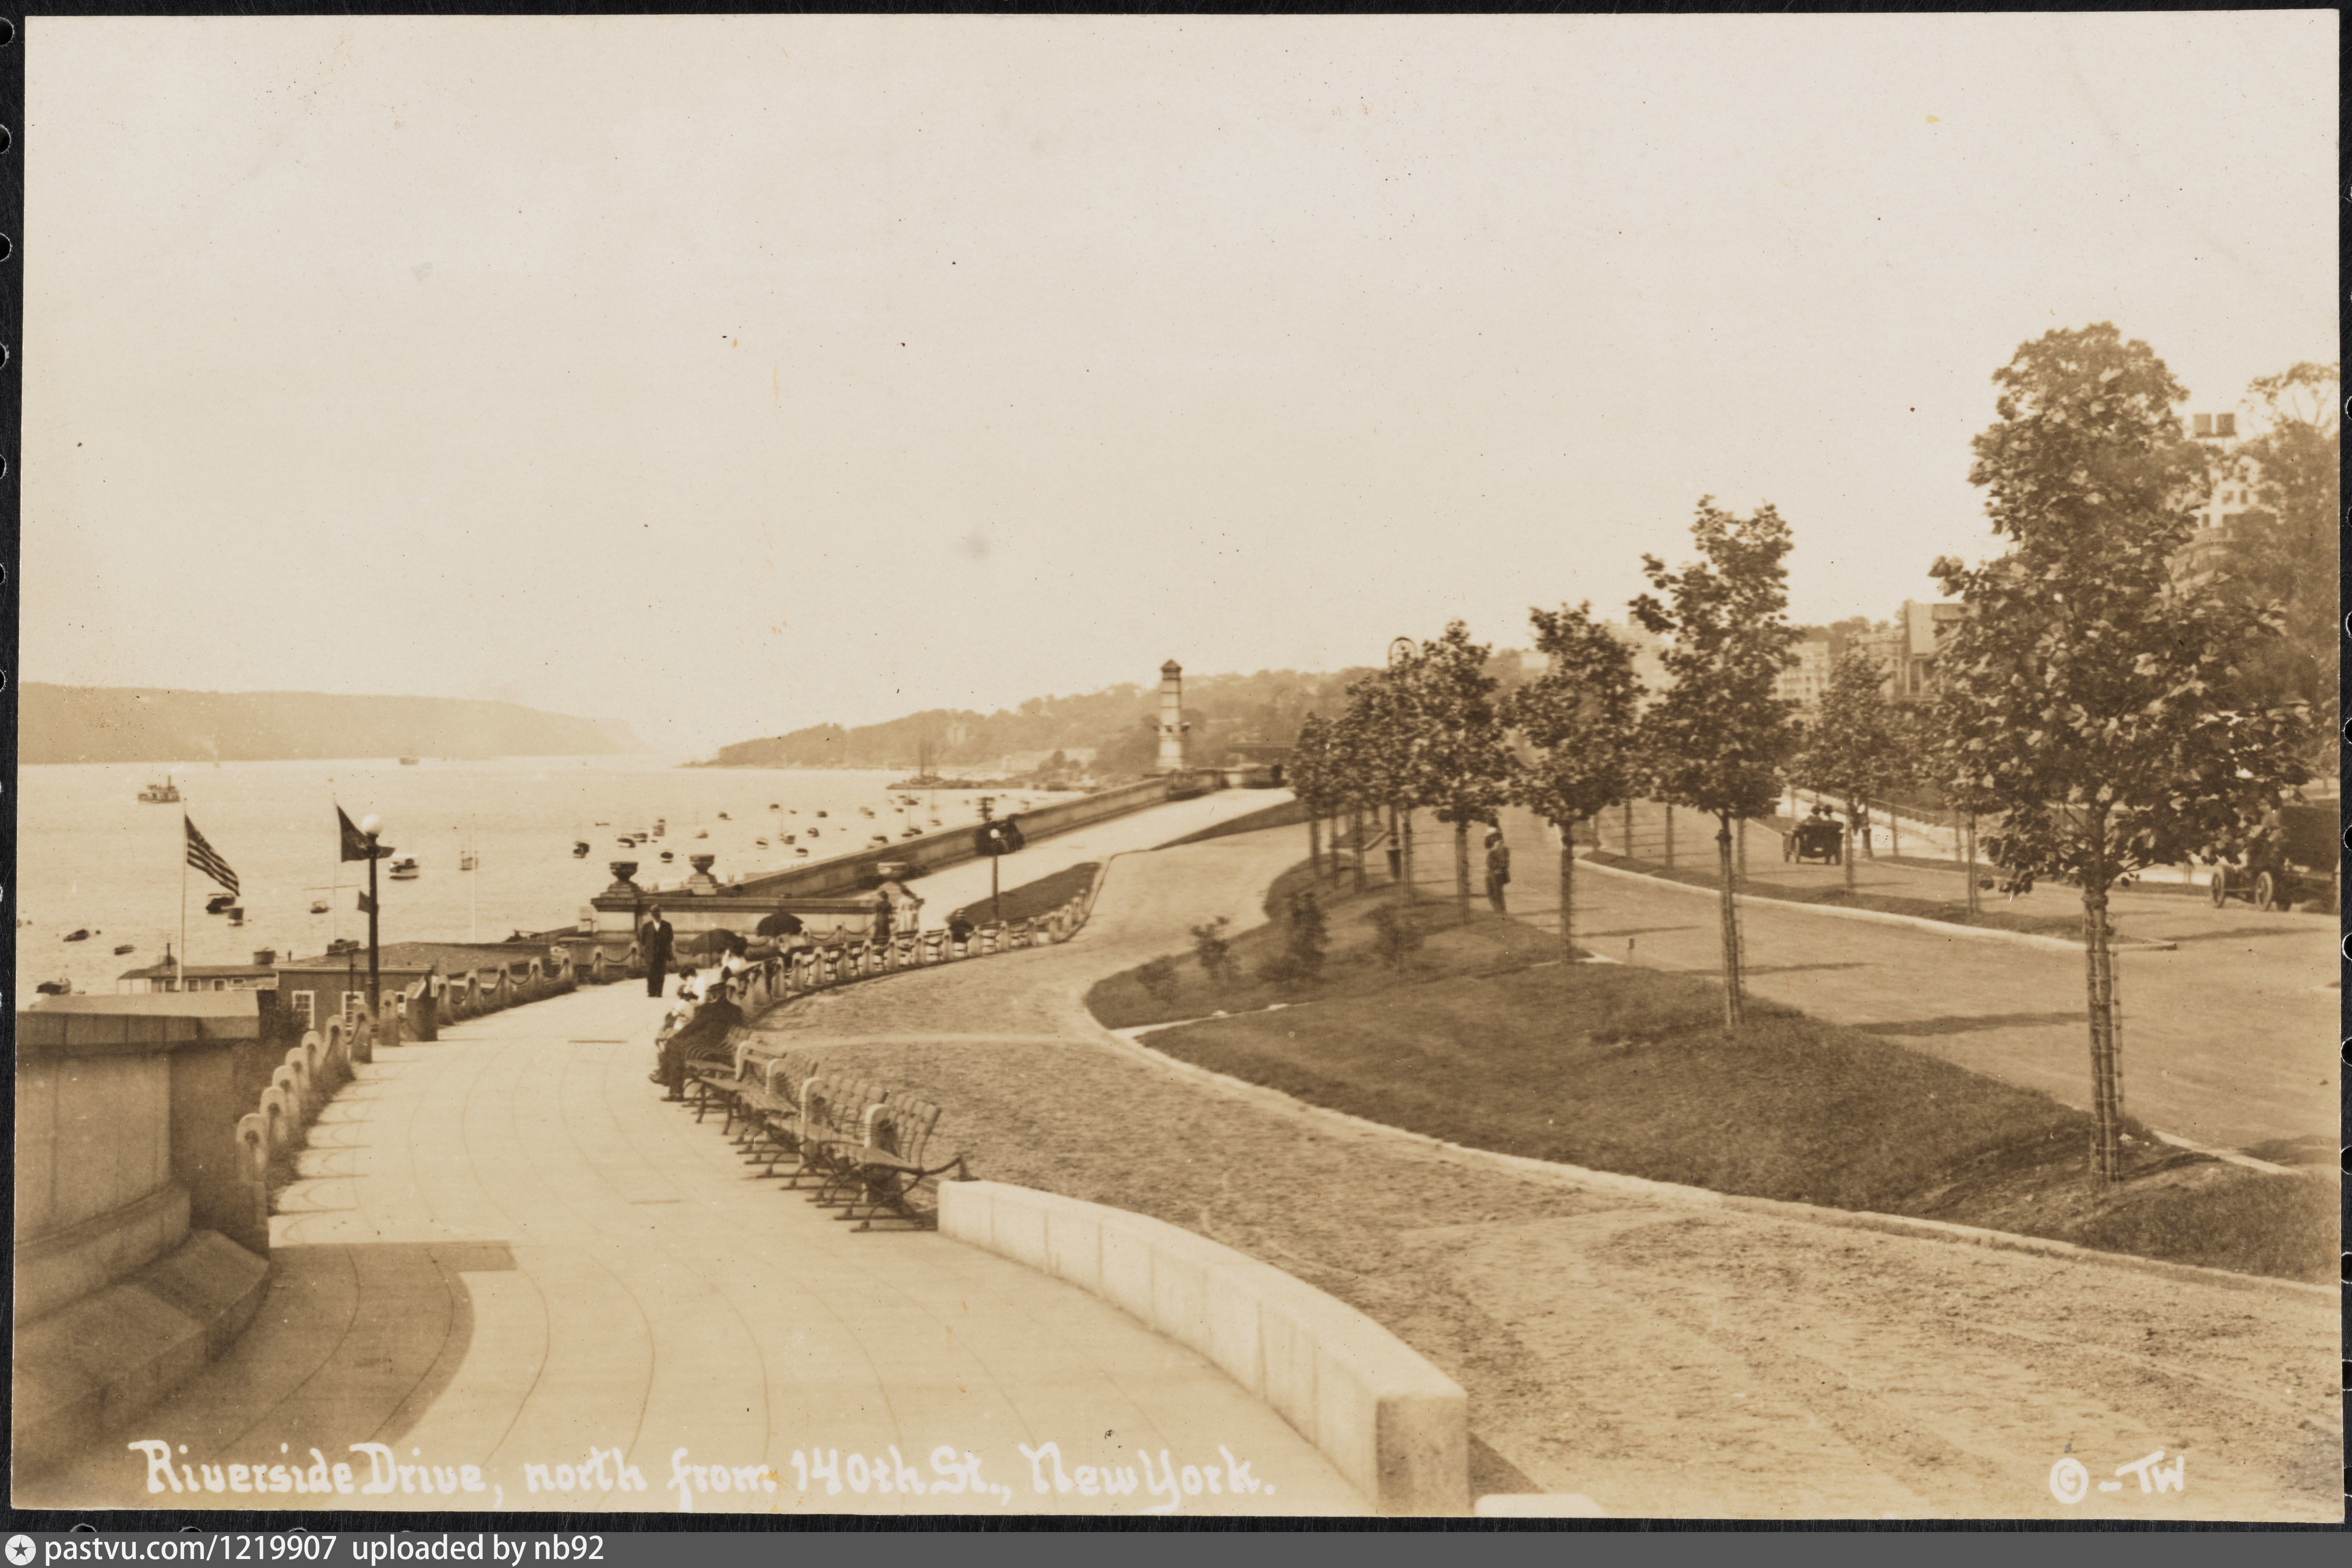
[{"left": 20, "top": 12, "right": 2338, "bottom": 755}]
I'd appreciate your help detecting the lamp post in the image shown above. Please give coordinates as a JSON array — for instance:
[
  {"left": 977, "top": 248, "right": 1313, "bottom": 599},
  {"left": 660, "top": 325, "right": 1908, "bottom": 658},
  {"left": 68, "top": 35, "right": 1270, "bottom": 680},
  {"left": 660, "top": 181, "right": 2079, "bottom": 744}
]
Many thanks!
[{"left": 360, "top": 813, "right": 388, "bottom": 1023}]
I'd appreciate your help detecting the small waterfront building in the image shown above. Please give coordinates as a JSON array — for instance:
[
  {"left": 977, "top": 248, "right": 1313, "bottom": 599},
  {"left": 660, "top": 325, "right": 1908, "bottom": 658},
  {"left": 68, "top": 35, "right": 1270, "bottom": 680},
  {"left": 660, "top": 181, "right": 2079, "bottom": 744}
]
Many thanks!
[{"left": 115, "top": 960, "right": 277, "bottom": 996}]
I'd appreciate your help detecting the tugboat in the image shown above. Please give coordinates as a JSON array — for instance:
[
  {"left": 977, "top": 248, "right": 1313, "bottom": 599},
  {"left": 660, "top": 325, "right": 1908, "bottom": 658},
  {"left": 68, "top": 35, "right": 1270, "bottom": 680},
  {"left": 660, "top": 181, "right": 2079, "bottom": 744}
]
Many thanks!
[
  {"left": 310, "top": 900, "right": 331, "bottom": 914},
  {"left": 387, "top": 857, "right": 420, "bottom": 881},
  {"left": 573, "top": 840, "right": 591, "bottom": 858},
  {"left": 63, "top": 928, "right": 92, "bottom": 942},
  {"left": 114, "top": 942, "right": 136, "bottom": 955},
  {"left": 205, "top": 894, "right": 236, "bottom": 915},
  {"left": 138, "top": 777, "right": 182, "bottom": 804},
  {"left": 326, "top": 937, "right": 360, "bottom": 957},
  {"left": 35, "top": 979, "right": 73, "bottom": 996}
]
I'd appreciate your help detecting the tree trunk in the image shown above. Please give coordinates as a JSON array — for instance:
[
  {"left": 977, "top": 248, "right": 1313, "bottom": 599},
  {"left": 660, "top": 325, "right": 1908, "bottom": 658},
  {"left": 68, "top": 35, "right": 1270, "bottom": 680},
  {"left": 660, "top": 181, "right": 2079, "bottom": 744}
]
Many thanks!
[
  {"left": 1890, "top": 805, "right": 1900, "bottom": 859},
  {"left": 1401, "top": 807, "right": 1417, "bottom": 909},
  {"left": 1559, "top": 819, "right": 1577, "bottom": 967},
  {"left": 1964, "top": 811, "right": 1981, "bottom": 915},
  {"left": 1453, "top": 816, "right": 1472, "bottom": 923},
  {"left": 1844, "top": 796, "right": 1860, "bottom": 888},
  {"left": 2081, "top": 824, "right": 2124, "bottom": 1183},
  {"left": 1663, "top": 803, "right": 1675, "bottom": 868},
  {"left": 1622, "top": 800, "right": 1635, "bottom": 857},
  {"left": 1308, "top": 813, "right": 1323, "bottom": 881},
  {"left": 1716, "top": 815, "right": 1746, "bottom": 1029},
  {"left": 1350, "top": 808, "right": 1368, "bottom": 894}
]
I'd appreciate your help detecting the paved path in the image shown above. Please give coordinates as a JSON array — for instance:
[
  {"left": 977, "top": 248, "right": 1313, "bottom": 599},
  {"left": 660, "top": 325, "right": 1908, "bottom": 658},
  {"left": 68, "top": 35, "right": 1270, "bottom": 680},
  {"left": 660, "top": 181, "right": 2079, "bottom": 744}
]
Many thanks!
[
  {"left": 739, "top": 826, "right": 2343, "bottom": 1520},
  {"left": 895, "top": 789, "right": 1291, "bottom": 931},
  {"left": 27, "top": 980, "right": 1360, "bottom": 1516},
  {"left": 1481, "top": 805, "right": 2339, "bottom": 1154}
]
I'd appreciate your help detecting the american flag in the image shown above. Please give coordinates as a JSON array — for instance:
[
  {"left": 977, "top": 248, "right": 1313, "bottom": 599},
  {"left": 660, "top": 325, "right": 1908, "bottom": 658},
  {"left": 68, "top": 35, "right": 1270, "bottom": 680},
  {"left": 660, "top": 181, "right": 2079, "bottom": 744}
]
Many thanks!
[{"left": 184, "top": 816, "right": 239, "bottom": 898}]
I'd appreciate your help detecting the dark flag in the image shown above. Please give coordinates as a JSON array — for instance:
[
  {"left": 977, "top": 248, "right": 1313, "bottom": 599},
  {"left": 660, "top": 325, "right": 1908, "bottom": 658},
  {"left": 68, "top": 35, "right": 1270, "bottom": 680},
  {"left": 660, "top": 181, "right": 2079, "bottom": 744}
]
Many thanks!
[
  {"left": 356, "top": 891, "right": 377, "bottom": 916},
  {"left": 338, "top": 805, "right": 378, "bottom": 862},
  {"left": 185, "top": 817, "right": 240, "bottom": 897}
]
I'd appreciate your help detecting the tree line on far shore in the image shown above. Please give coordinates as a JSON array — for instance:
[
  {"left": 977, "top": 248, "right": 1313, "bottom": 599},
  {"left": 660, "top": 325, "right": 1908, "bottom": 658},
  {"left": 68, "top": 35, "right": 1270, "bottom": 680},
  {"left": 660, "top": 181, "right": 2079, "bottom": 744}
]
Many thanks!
[{"left": 1281, "top": 326, "right": 2332, "bottom": 1184}]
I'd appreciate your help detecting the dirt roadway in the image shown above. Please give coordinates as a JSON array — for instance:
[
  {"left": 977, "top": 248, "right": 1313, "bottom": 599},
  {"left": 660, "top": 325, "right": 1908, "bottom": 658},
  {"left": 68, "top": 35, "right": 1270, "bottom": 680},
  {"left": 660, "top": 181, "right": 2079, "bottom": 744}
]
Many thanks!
[{"left": 752, "top": 828, "right": 2343, "bottom": 1521}]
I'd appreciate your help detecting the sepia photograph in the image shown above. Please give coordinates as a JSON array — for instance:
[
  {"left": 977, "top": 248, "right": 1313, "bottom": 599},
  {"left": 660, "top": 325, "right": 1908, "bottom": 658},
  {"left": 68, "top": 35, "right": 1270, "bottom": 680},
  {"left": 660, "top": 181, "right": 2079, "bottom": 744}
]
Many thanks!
[{"left": 8, "top": 11, "right": 2340, "bottom": 1523}]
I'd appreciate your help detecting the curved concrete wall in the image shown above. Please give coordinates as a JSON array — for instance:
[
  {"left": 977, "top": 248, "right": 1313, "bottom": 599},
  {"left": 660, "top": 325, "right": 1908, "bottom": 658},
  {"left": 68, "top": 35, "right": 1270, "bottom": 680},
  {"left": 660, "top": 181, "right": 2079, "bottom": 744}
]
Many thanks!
[{"left": 938, "top": 1181, "right": 1466, "bottom": 1516}]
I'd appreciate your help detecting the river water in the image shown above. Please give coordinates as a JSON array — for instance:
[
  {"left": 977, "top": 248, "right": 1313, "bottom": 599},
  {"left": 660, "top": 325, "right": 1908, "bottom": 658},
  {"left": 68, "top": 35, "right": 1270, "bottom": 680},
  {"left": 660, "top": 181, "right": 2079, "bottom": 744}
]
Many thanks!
[{"left": 11, "top": 756, "right": 1036, "bottom": 997}]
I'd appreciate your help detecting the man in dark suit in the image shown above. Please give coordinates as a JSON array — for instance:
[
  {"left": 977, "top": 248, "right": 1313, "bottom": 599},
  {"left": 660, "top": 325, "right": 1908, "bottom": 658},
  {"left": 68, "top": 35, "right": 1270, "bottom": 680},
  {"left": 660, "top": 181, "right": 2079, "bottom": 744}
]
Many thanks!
[{"left": 640, "top": 906, "right": 676, "bottom": 997}]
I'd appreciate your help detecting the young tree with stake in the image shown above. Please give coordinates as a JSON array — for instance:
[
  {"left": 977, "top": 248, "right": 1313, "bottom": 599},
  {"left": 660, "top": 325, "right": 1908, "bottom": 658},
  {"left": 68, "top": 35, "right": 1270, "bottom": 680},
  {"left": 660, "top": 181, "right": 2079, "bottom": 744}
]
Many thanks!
[
  {"left": 1930, "top": 323, "right": 2312, "bottom": 1182},
  {"left": 1412, "top": 622, "right": 1517, "bottom": 923},
  {"left": 1631, "top": 498, "right": 1802, "bottom": 1029},
  {"left": 1287, "top": 712, "right": 1337, "bottom": 880},
  {"left": 1507, "top": 602, "right": 1641, "bottom": 966}
]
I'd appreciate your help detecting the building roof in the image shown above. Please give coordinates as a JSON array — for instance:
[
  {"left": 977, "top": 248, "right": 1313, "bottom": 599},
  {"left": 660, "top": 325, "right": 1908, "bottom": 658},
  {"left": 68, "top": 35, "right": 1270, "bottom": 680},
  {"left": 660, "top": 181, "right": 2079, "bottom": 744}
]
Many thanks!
[{"left": 116, "top": 961, "right": 275, "bottom": 982}]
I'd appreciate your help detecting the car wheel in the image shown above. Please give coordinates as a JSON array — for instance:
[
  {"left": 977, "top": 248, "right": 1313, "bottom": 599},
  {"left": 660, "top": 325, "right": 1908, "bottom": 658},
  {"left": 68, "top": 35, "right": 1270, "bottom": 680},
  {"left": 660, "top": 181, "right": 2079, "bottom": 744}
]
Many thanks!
[
  {"left": 2208, "top": 867, "right": 2228, "bottom": 907},
  {"left": 2253, "top": 870, "right": 2281, "bottom": 912}
]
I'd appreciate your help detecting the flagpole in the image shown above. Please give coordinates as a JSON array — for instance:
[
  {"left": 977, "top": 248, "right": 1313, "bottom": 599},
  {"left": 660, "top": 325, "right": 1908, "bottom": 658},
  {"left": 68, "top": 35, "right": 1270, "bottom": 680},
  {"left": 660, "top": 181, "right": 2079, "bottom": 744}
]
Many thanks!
[{"left": 179, "top": 807, "right": 189, "bottom": 994}]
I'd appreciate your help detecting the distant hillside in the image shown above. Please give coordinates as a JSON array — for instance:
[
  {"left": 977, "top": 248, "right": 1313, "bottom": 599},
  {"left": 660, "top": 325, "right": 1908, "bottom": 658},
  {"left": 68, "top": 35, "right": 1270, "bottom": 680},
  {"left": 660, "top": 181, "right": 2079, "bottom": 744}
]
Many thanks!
[
  {"left": 695, "top": 666, "right": 1433, "bottom": 775},
  {"left": 18, "top": 684, "right": 647, "bottom": 765}
]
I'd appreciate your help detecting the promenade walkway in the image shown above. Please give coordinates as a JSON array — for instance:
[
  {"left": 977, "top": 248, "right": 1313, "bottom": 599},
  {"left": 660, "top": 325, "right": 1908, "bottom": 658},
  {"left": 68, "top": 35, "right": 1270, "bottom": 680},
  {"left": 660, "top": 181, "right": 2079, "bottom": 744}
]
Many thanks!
[
  {"left": 25, "top": 979, "right": 1361, "bottom": 1515},
  {"left": 742, "top": 825, "right": 2340, "bottom": 1520},
  {"left": 1485, "top": 805, "right": 2339, "bottom": 1154},
  {"left": 896, "top": 788, "right": 1291, "bottom": 931}
]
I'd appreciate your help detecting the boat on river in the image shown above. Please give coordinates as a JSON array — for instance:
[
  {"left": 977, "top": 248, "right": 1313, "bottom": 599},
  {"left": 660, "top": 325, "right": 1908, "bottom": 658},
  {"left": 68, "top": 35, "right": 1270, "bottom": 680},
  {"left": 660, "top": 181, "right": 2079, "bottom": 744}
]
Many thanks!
[
  {"left": 387, "top": 857, "right": 420, "bottom": 881},
  {"left": 64, "top": 928, "right": 92, "bottom": 942},
  {"left": 139, "top": 777, "right": 181, "bottom": 804}
]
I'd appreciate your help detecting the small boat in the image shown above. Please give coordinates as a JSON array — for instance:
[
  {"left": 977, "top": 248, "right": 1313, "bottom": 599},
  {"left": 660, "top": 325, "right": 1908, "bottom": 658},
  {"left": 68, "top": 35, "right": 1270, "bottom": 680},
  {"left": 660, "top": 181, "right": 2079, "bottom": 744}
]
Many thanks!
[
  {"left": 694, "top": 830, "right": 708, "bottom": 840},
  {"left": 35, "top": 979, "right": 72, "bottom": 996},
  {"left": 573, "top": 841, "right": 591, "bottom": 858},
  {"left": 807, "top": 828, "right": 820, "bottom": 838},
  {"left": 63, "top": 928, "right": 92, "bottom": 942},
  {"left": 815, "top": 810, "right": 827, "bottom": 818},
  {"left": 594, "top": 820, "right": 610, "bottom": 827},
  {"left": 113, "top": 942, "right": 136, "bottom": 955},
  {"left": 618, "top": 836, "right": 638, "bottom": 848},
  {"left": 205, "top": 894, "right": 236, "bottom": 915},
  {"left": 900, "top": 827, "right": 922, "bottom": 839},
  {"left": 756, "top": 838, "right": 769, "bottom": 848},
  {"left": 659, "top": 850, "right": 675, "bottom": 863},
  {"left": 310, "top": 901, "right": 330, "bottom": 914},
  {"left": 399, "top": 757, "right": 420, "bottom": 766},
  {"left": 138, "top": 777, "right": 181, "bottom": 804},
  {"left": 768, "top": 803, "right": 780, "bottom": 810},
  {"left": 859, "top": 807, "right": 875, "bottom": 818},
  {"left": 717, "top": 812, "right": 731, "bottom": 821},
  {"left": 458, "top": 849, "right": 478, "bottom": 871},
  {"left": 795, "top": 847, "right": 810, "bottom": 857},
  {"left": 869, "top": 834, "right": 890, "bottom": 846},
  {"left": 387, "top": 857, "right": 420, "bottom": 881},
  {"left": 929, "top": 817, "right": 943, "bottom": 827},
  {"left": 226, "top": 908, "right": 245, "bottom": 927}
]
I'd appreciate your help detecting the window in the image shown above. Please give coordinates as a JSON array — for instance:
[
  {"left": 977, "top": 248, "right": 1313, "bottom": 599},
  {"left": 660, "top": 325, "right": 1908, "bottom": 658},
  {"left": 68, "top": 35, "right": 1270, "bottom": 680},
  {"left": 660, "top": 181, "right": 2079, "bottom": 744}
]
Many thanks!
[{"left": 291, "top": 991, "right": 316, "bottom": 1028}]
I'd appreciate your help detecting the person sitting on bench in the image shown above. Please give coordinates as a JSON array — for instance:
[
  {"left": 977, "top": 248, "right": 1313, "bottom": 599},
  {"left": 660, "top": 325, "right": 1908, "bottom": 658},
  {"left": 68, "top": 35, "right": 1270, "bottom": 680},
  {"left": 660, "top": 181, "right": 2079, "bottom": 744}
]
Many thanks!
[{"left": 653, "top": 974, "right": 745, "bottom": 1097}]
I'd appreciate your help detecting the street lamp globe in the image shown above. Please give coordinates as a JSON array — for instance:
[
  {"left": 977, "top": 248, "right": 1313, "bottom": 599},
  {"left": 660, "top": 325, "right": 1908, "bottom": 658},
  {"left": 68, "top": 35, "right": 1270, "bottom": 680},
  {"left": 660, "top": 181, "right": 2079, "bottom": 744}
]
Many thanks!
[
  {"left": 1388, "top": 636, "right": 1416, "bottom": 671},
  {"left": 360, "top": 814, "right": 383, "bottom": 837}
]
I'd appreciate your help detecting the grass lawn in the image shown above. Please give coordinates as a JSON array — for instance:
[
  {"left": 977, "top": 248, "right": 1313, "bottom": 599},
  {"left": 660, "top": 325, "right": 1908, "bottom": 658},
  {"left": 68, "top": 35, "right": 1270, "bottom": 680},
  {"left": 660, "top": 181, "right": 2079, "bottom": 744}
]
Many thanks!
[
  {"left": 946, "top": 861, "right": 1099, "bottom": 927},
  {"left": 1087, "top": 860, "right": 1563, "bottom": 1029},
  {"left": 1090, "top": 872, "right": 2335, "bottom": 1283}
]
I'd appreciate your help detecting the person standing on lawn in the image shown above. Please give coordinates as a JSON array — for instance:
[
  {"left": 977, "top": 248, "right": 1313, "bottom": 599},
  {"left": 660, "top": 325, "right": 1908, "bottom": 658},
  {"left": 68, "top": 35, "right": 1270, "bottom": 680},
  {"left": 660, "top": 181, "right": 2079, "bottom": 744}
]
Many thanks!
[
  {"left": 1484, "top": 829, "right": 1512, "bottom": 913},
  {"left": 640, "top": 905, "right": 676, "bottom": 998}
]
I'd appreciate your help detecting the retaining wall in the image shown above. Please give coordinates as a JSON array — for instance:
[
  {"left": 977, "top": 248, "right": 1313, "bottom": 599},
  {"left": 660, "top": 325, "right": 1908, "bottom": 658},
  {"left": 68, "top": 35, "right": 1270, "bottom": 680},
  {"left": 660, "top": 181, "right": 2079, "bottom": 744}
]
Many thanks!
[{"left": 939, "top": 1181, "right": 1467, "bottom": 1516}]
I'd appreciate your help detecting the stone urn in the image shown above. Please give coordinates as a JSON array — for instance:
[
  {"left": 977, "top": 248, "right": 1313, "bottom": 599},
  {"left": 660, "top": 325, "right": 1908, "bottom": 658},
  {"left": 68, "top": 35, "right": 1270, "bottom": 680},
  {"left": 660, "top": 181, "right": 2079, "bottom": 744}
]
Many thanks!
[
  {"left": 687, "top": 854, "right": 720, "bottom": 896},
  {"left": 606, "top": 860, "right": 641, "bottom": 896}
]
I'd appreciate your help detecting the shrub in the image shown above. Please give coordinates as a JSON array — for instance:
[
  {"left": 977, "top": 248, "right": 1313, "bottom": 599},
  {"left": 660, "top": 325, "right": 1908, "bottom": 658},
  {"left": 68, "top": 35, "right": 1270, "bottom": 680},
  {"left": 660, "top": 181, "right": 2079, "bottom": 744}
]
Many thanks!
[
  {"left": 1282, "top": 892, "right": 1328, "bottom": 983},
  {"left": 1190, "top": 916, "right": 1236, "bottom": 988},
  {"left": 1368, "top": 901, "right": 1425, "bottom": 971}
]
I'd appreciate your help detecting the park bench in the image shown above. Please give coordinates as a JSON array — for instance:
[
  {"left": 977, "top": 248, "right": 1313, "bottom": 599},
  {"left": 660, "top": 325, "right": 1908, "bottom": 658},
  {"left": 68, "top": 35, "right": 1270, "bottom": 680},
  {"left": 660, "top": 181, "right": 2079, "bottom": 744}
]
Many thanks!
[{"left": 807, "top": 1097, "right": 963, "bottom": 1231}]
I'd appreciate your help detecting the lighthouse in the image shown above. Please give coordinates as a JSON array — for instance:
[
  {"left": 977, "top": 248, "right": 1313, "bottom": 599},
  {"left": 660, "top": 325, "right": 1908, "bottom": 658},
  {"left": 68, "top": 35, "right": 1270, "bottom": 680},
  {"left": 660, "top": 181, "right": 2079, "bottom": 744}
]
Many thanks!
[{"left": 1156, "top": 660, "right": 1190, "bottom": 774}]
